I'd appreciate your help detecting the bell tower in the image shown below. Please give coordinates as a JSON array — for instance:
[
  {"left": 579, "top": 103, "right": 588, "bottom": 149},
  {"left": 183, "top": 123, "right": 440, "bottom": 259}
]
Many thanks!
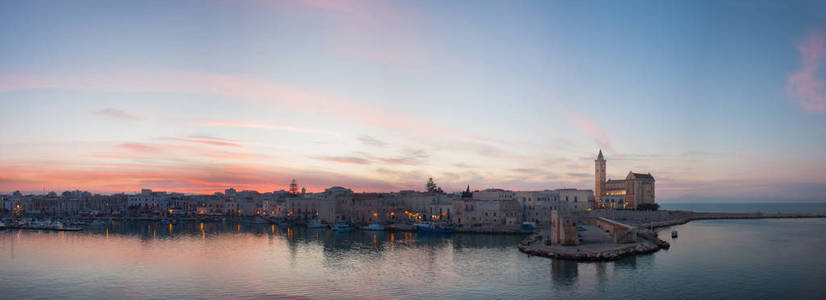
[{"left": 595, "top": 150, "right": 606, "bottom": 204}]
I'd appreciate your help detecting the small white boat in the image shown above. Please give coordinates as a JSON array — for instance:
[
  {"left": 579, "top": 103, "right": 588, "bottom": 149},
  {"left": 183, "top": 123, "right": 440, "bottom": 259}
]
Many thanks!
[
  {"left": 332, "top": 222, "right": 353, "bottom": 231},
  {"left": 51, "top": 221, "right": 64, "bottom": 229},
  {"left": 307, "top": 219, "right": 328, "bottom": 229},
  {"left": 361, "top": 223, "right": 385, "bottom": 231}
]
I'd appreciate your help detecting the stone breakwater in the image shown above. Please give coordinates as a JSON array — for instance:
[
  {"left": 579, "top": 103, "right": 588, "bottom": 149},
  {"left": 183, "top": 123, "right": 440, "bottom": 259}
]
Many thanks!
[
  {"left": 644, "top": 212, "right": 826, "bottom": 229},
  {"left": 518, "top": 210, "right": 826, "bottom": 261},
  {"left": 518, "top": 230, "right": 669, "bottom": 261}
]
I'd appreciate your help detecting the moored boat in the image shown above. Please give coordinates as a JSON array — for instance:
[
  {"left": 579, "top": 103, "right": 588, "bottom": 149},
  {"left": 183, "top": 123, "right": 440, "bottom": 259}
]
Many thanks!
[
  {"left": 521, "top": 221, "right": 536, "bottom": 230},
  {"left": 332, "top": 222, "right": 353, "bottom": 231},
  {"left": 415, "top": 222, "right": 453, "bottom": 234},
  {"left": 307, "top": 219, "right": 328, "bottom": 229},
  {"left": 89, "top": 219, "right": 106, "bottom": 227}
]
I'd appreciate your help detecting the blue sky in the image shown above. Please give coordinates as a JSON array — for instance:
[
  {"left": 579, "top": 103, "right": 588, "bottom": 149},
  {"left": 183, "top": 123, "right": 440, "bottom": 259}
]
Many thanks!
[{"left": 1, "top": 0, "right": 825, "bottom": 201}]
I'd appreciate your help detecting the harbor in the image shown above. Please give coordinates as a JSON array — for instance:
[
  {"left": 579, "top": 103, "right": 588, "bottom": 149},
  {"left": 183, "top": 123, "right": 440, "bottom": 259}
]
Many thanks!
[{"left": 1, "top": 216, "right": 824, "bottom": 299}]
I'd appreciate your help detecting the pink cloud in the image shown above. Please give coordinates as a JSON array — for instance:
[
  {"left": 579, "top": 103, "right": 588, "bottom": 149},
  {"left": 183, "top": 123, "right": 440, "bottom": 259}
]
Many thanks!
[
  {"left": 559, "top": 107, "right": 613, "bottom": 153},
  {"left": 119, "top": 143, "right": 159, "bottom": 152},
  {"left": 161, "top": 137, "right": 243, "bottom": 148},
  {"left": 198, "top": 121, "right": 341, "bottom": 137},
  {"left": 0, "top": 161, "right": 400, "bottom": 194},
  {"left": 788, "top": 30, "right": 826, "bottom": 113},
  {"left": 315, "top": 156, "right": 371, "bottom": 165},
  {"left": 0, "top": 69, "right": 460, "bottom": 137}
]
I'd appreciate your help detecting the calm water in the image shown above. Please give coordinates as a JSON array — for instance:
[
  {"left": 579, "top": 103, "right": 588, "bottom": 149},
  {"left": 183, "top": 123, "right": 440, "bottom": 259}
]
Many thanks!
[
  {"left": 1, "top": 218, "right": 825, "bottom": 299},
  {"left": 661, "top": 202, "right": 826, "bottom": 214}
]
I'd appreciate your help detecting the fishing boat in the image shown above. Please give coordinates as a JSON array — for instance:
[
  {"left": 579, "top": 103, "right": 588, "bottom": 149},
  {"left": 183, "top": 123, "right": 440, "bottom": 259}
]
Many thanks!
[
  {"left": 307, "top": 219, "right": 328, "bottom": 229},
  {"left": 414, "top": 222, "right": 453, "bottom": 234},
  {"left": 361, "top": 223, "right": 385, "bottom": 231},
  {"left": 331, "top": 221, "right": 353, "bottom": 231}
]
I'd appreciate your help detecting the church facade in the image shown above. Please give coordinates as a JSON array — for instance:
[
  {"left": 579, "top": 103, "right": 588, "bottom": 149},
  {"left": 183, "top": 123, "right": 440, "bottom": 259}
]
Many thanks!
[{"left": 594, "top": 150, "right": 656, "bottom": 209}]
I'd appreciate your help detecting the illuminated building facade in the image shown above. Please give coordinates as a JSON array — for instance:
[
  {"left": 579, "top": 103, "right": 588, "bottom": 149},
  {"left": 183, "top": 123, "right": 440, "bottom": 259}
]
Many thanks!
[{"left": 595, "top": 150, "right": 656, "bottom": 209}]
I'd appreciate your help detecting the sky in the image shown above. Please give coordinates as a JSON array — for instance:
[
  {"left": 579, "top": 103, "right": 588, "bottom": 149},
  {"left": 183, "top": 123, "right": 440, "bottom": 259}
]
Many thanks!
[{"left": 1, "top": 0, "right": 825, "bottom": 202}]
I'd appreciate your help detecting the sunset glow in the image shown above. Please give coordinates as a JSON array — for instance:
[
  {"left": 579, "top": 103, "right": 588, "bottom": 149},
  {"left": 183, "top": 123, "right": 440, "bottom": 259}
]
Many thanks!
[{"left": 1, "top": 1, "right": 825, "bottom": 201}]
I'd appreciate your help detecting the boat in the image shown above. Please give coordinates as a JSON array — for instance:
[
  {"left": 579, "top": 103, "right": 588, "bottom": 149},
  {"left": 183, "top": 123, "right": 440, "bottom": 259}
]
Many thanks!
[
  {"left": 521, "top": 221, "right": 536, "bottom": 230},
  {"left": 671, "top": 230, "right": 678, "bottom": 238},
  {"left": 414, "top": 222, "right": 453, "bottom": 234},
  {"left": 51, "top": 220, "right": 65, "bottom": 229},
  {"left": 331, "top": 222, "right": 353, "bottom": 231},
  {"left": 307, "top": 219, "right": 328, "bottom": 229},
  {"left": 28, "top": 220, "right": 46, "bottom": 229},
  {"left": 361, "top": 223, "right": 385, "bottom": 231},
  {"left": 50, "top": 221, "right": 82, "bottom": 231},
  {"left": 89, "top": 219, "right": 106, "bottom": 227}
]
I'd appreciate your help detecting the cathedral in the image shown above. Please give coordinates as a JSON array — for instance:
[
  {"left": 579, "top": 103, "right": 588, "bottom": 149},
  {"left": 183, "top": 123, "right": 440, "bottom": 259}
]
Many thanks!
[{"left": 595, "top": 150, "right": 656, "bottom": 209}]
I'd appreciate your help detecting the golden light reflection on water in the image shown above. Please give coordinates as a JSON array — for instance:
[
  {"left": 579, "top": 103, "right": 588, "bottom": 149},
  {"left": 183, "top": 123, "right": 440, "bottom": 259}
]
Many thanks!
[{"left": 0, "top": 221, "right": 619, "bottom": 298}]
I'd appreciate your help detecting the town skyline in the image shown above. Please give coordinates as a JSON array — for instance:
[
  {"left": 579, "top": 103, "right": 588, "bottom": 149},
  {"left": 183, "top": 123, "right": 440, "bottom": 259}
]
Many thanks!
[{"left": 2, "top": 1, "right": 825, "bottom": 202}]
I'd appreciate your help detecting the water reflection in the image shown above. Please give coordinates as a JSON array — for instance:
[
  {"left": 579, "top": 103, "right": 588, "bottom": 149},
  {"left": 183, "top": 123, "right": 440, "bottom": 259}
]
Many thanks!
[
  {"left": 2, "top": 219, "right": 824, "bottom": 299},
  {"left": 551, "top": 259, "right": 578, "bottom": 288}
]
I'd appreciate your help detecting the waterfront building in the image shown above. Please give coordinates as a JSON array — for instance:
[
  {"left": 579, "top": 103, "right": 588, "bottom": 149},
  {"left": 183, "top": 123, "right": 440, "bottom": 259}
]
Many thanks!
[
  {"left": 594, "top": 150, "right": 656, "bottom": 209},
  {"left": 448, "top": 190, "right": 520, "bottom": 227},
  {"left": 517, "top": 189, "right": 594, "bottom": 226}
]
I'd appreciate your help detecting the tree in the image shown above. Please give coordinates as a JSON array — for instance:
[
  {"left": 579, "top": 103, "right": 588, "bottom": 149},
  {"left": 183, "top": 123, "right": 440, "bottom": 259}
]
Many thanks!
[{"left": 426, "top": 177, "right": 443, "bottom": 193}]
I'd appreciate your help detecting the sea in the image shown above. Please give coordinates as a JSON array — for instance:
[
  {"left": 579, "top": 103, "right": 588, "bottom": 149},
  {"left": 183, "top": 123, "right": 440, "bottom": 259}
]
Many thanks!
[{"left": 1, "top": 202, "right": 825, "bottom": 299}]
